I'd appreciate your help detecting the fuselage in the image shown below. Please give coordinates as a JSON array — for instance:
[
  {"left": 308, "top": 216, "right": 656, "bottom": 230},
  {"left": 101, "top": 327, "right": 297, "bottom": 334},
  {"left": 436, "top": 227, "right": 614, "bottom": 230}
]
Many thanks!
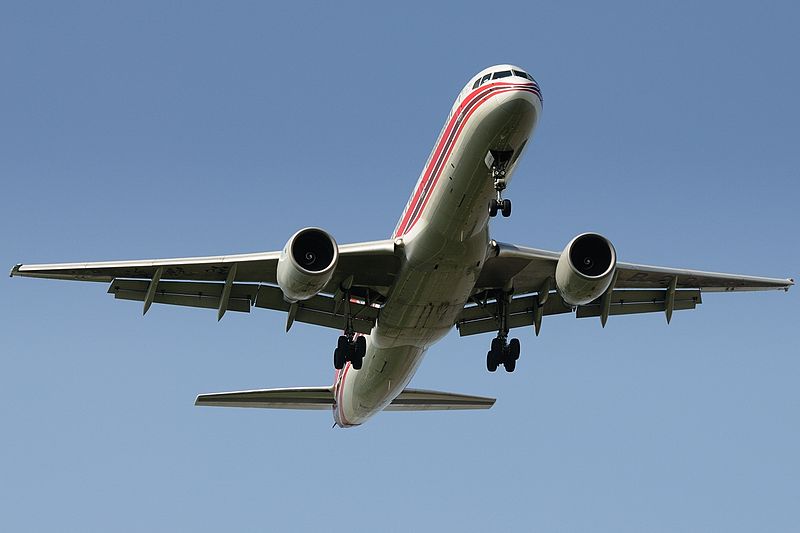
[{"left": 334, "top": 65, "right": 542, "bottom": 427}]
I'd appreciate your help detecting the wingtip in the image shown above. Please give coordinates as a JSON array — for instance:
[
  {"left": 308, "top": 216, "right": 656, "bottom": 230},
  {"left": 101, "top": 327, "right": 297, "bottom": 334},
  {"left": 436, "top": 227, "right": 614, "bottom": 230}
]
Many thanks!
[{"left": 9, "top": 264, "right": 21, "bottom": 278}]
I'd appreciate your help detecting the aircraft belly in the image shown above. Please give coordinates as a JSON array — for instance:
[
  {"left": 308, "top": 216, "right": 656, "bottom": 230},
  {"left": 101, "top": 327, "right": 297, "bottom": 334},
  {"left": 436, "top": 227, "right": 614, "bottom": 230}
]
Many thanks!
[
  {"left": 374, "top": 93, "right": 538, "bottom": 348},
  {"left": 339, "top": 343, "right": 426, "bottom": 425},
  {"left": 336, "top": 86, "right": 542, "bottom": 427}
]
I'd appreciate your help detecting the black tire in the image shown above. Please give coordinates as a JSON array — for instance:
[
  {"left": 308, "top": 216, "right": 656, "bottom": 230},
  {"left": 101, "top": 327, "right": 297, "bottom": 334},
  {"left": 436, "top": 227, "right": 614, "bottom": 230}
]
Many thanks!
[
  {"left": 334, "top": 347, "right": 345, "bottom": 370},
  {"left": 501, "top": 199, "right": 512, "bottom": 217},
  {"left": 352, "top": 354, "right": 363, "bottom": 370},
  {"left": 504, "top": 358, "right": 516, "bottom": 372},
  {"left": 355, "top": 336, "right": 367, "bottom": 359},
  {"left": 488, "top": 199, "right": 499, "bottom": 217},
  {"left": 487, "top": 351, "right": 498, "bottom": 372},
  {"left": 508, "top": 338, "right": 520, "bottom": 360},
  {"left": 491, "top": 337, "right": 503, "bottom": 353},
  {"left": 337, "top": 335, "right": 349, "bottom": 351}
]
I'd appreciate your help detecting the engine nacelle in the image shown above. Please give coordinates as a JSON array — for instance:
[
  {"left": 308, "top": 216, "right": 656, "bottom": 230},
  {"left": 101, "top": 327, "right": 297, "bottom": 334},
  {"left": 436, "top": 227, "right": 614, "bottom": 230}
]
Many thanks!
[
  {"left": 555, "top": 232, "right": 617, "bottom": 306},
  {"left": 276, "top": 228, "right": 339, "bottom": 302}
]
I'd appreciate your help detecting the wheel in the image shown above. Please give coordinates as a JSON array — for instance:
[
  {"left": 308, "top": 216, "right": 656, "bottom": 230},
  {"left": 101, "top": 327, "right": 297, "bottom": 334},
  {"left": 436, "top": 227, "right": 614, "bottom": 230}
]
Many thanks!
[
  {"left": 487, "top": 351, "right": 498, "bottom": 372},
  {"left": 333, "top": 347, "right": 345, "bottom": 370},
  {"left": 337, "top": 335, "right": 349, "bottom": 351},
  {"left": 488, "top": 199, "right": 499, "bottom": 217},
  {"left": 491, "top": 337, "right": 503, "bottom": 353},
  {"left": 351, "top": 353, "right": 363, "bottom": 370},
  {"left": 504, "top": 358, "right": 516, "bottom": 372},
  {"left": 501, "top": 199, "right": 512, "bottom": 217},
  {"left": 355, "top": 336, "right": 367, "bottom": 359},
  {"left": 508, "top": 338, "right": 520, "bottom": 360}
]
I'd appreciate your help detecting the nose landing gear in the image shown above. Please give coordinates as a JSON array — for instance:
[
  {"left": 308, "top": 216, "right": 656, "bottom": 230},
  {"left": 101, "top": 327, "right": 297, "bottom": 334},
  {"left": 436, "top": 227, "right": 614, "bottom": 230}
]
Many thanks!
[{"left": 487, "top": 152, "right": 513, "bottom": 218}]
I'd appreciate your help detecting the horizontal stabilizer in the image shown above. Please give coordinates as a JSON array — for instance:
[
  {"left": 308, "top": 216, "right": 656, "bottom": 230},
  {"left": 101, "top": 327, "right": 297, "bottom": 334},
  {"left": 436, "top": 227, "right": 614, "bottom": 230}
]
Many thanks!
[
  {"left": 195, "top": 387, "right": 334, "bottom": 410},
  {"left": 195, "top": 387, "right": 495, "bottom": 412},
  {"left": 386, "top": 388, "right": 495, "bottom": 411}
]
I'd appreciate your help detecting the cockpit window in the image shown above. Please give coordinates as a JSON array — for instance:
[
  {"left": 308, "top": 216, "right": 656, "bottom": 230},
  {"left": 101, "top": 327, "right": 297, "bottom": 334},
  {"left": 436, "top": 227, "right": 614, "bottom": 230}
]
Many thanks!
[
  {"left": 513, "top": 69, "right": 534, "bottom": 81},
  {"left": 474, "top": 69, "right": 536, "bottom": 91}
]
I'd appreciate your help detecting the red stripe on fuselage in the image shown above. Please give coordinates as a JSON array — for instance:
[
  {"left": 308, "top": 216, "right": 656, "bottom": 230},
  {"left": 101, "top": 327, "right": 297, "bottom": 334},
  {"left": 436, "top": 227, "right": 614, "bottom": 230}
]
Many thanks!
[
  {"left": 393, "top": 82, "right": 539, "bottom": 238},
  {"left": 404, "top": 87, "right": 540, "bottom": 234},
  {"left": 336, "top": 362, "right": 354, "bottom": 427}
]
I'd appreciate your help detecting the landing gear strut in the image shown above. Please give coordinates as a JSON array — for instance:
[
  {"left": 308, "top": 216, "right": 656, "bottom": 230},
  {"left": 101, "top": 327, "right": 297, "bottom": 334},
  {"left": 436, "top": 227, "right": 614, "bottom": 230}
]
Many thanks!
[
  {"left": 488, "top": 153, "right": 512, "bottom": 218},
  {"left": 333, "top": 286, "right": 366, "bottom": 370},
  {"left": 485, "top": 288, "right": 520, "bottom": 372}
]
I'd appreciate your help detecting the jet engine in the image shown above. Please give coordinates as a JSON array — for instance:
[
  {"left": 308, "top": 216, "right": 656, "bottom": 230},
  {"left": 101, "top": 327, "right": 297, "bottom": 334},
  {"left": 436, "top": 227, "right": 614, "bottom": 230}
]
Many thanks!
[
  {"left": 555, "top": 232, "right": 617, "bottom": 306},
  {"left": 276, "top": 228, "right": 339, "bottom": 302}
]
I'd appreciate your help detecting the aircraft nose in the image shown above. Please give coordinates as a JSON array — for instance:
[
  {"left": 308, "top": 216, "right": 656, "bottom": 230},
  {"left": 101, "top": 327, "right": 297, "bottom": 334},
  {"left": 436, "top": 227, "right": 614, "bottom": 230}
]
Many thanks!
[{"left": 494, "top": 88, "right": 541, "bottom": 120}]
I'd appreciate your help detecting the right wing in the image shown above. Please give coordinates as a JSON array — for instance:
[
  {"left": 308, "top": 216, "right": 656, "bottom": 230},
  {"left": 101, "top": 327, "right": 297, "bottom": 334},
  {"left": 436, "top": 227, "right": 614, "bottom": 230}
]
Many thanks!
[
  {"left": 10, "top": 239, "right": 401, "bottom": 332},
  {"left": 458, "top": 240, "right": 793, "bottom": 337}
]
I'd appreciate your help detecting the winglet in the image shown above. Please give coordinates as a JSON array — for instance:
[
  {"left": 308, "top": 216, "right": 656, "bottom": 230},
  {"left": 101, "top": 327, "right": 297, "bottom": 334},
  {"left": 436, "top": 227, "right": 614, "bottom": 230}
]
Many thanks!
[{"left": 9, "top": 264, "right": 21, "bottom": 278}]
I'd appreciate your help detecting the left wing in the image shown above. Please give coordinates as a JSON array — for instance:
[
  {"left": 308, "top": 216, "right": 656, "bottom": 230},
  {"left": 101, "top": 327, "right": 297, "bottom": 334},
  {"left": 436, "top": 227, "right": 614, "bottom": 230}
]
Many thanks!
[
  {"left": 458, "top": 240, "right": 793, "bottom": 336},
  {"left": 10, "top": 239, "right": 400, "bottom": 332}
]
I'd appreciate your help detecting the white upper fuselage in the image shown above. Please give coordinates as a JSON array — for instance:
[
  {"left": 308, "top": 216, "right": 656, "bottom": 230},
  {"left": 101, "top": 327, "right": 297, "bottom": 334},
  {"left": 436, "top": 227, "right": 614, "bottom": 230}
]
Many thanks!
[{"left": 334, "top": 65, "right": 542, "bottom": 427}]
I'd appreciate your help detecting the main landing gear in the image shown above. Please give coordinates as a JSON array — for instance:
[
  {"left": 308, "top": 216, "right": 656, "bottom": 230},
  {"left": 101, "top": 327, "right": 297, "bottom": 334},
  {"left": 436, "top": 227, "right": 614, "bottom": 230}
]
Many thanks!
[
  {"left": 486, "top": 288, "right": 520, "bottom": 372},
  {"left": 333, "top": 284, "right": 365, "bottom": 370},
  {"left": 488, "top": 155, "right": 512, "bottom": 218},
  {"left": 334, "top": 334, "right": 365, "bottom": 370},
  {"left": 486, "top": 336, "right": 520, "bottom": 373}
]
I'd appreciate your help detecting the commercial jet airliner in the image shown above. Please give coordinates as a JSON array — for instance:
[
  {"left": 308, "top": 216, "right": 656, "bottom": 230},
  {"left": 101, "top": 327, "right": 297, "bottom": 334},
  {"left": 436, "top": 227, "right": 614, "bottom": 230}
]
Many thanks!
[{"left": 11, "top": 64, "right": 793, "bottom": 427}]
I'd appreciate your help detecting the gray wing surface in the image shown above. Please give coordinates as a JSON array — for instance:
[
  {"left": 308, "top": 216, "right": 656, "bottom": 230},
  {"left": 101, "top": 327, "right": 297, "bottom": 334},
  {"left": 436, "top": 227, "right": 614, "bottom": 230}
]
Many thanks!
[
  {"left": 476, "top": 242, "right": 793, "bottom": 293},
  {"left": 459, "top": 240, "right": 793, "bottom": 337},
  {"left": 10, "top": 239, "right": 400, "bottom": 331}
]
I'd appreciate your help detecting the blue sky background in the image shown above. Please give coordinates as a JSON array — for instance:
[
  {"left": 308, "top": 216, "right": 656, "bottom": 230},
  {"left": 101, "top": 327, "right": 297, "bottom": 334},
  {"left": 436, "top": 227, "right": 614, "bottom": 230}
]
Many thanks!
[{"left": 1, "top": 1, "right": 798, "bottom": 531}]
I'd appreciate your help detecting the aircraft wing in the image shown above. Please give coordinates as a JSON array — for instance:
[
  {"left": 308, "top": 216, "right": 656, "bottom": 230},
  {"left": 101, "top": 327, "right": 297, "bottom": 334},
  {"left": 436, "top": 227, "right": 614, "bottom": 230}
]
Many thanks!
[
  {"left": 10, "top": 239, "right": 401, "bottom": 331},
  {"left": 459, "top": 241, "right": 793, "bottom": 336}
]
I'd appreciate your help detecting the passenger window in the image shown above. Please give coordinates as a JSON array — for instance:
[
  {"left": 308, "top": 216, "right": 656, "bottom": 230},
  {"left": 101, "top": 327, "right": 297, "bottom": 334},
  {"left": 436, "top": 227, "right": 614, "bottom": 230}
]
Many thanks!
[{"left": 492, "top": 70, "right": 512, "bottom": 79}]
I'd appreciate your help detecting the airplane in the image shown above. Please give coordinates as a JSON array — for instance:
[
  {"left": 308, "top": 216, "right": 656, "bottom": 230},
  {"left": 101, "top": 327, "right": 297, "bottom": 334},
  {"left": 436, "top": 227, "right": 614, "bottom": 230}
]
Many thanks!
[{"left": 11, "top": 64, "right": 793, "bottom": 428}]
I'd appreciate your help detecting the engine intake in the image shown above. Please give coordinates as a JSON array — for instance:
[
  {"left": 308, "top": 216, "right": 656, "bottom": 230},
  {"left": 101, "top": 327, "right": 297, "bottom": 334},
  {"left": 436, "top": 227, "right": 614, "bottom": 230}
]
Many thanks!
[
  {"left": 555, "top": 232, "right": 617, "bottom": 306},
  {"left": 276, "top": 228, "right": 339, "bottom": 302}
]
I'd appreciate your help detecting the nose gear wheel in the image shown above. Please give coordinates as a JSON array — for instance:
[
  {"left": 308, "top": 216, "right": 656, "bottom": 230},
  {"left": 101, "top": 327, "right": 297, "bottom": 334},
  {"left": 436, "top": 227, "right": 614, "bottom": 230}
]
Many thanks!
[{"left": 488, "top": 159, "right": 512, "bottom": 218}]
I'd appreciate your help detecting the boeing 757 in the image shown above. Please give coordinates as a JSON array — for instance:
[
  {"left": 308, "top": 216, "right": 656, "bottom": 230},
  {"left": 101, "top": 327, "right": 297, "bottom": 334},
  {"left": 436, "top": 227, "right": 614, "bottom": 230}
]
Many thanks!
[{"left": 11, "top": 64, "right": 793, "bottom": 427}]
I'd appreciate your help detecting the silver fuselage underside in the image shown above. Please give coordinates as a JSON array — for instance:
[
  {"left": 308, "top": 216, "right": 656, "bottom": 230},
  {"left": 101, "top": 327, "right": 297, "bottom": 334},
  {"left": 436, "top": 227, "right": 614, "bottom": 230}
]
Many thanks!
[{"left": 334, "top": 83, "right": 541, "bottom": 427}]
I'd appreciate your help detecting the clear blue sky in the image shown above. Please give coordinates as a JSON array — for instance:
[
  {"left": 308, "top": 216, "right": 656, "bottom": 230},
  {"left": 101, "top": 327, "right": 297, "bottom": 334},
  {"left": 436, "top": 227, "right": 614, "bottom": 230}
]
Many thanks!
[{"left": 1, "top": 2, "right": 798, "bottom": 531}]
